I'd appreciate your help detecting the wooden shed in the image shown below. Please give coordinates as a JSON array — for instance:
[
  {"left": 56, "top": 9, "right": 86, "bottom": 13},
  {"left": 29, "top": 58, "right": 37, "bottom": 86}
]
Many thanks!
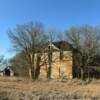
[{"left": 0, "top": 66, "right": 14, "bottom": 76}]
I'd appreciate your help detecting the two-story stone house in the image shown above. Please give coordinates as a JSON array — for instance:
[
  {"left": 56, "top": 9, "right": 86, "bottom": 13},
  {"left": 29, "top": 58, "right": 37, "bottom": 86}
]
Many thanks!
[{"left": 38, "top": 41, "right": 73, "bottom": 79}]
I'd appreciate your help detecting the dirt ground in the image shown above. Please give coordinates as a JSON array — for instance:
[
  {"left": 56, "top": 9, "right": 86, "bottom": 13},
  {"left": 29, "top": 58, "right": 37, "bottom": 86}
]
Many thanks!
[{"left": 0, "top": 77, "right": 100, "bottom": 100}]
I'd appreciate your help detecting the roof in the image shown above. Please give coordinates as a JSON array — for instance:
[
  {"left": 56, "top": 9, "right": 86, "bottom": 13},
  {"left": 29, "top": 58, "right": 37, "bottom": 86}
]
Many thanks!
[
  {"left": 53, "top": 41, "right": 73, "bottom": 51},
  {"left": 48, "top": 42, "right": 60, "bottom": 51},
  {"left": 44, "top": 41, "right": 73, "bottom": 52},
  {"left": 0, "top": 64, "right": 12, "bottom": 72}
]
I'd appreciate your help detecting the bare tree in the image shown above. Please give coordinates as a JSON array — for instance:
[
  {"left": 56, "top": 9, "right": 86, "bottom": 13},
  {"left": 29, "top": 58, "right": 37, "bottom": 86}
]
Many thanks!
[
  {"left": 8, "top": 22, "right": 47, "bottom": 79},
  {"left": 47, "top": 30, "right": 54, "bottom": 78},
  {"left": 65, "top": 25, "right": 100, "bottom": 80},
  {"left": 9, "top": 52, "right": 29, "bottom": 77},
  {"left": 47, "top": 29, "right": 59, "bottom": 78},
  {"left": 0, "top": 56, "right": 4, "bottom": 63},
  {"left": 46, "top": 29, "right": 64, "bottom": 78}
]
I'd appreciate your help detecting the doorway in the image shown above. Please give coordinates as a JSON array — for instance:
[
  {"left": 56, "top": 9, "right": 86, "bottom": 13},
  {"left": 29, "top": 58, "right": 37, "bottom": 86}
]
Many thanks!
[{"left": 5, "top": 68, "right": 10, "bottom": 76}]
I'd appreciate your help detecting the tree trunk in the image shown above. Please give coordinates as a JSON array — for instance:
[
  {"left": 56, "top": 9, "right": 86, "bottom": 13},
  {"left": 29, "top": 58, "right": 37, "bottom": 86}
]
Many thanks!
[
  {"left": 28, "top": 53, "right": 35, "bottom": 79},
  {"left": 47, "top": 51, "right": 52, "bottom": 79},
  {"left": 29, "top": 67, "right": 32, "bottom": 79},
  {"left": 47, "top": 58, "right": 52, "bottom": 79},
  {"left": 59, "top": 67, "right": 60, "bottom": 78},
  {"left": 28, "top": 63, "right": 35, "bottom": 79},
  {"left": 35, "top": 53, "right": 41, "bottom": 79},
  {"left": 81, "top": 68, "right": 84, "bottom": 80},
  {"left": 88, "top": 70, "right": 90, "bottom": 81},
  {"left": 47, "top": 65, "right": 52, "bottom": 79},
  {"left": 25, "top": 53, "right": 34, "bottom": 79}
]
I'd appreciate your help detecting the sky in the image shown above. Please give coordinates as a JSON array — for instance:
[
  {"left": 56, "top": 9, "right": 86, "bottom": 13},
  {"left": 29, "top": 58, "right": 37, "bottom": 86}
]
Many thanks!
[{"left": 0, "top": 0, "right": 100, "bottom": 59}]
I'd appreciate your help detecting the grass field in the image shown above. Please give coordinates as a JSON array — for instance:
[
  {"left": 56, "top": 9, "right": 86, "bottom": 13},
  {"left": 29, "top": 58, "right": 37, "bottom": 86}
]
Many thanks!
[{"left": 0, "top": 77, "right": 100, "bottom": 100}]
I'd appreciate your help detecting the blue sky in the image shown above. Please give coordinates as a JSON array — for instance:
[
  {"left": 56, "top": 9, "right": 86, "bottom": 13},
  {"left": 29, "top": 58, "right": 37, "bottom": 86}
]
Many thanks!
[{"left": 0, "top": 0, "right": 100, "bottom": 59}]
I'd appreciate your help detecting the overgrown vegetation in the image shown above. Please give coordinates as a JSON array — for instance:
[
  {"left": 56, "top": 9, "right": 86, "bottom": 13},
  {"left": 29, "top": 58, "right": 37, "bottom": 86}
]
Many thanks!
[
  {"left": 8, "top": 22, "right": 47, "bottom": 79},
  {"left": 8, "top": 22, "right": 100, "bottom": 80},
  {"left": 66, "top": 25, "right": 100, "bottom": 80}
]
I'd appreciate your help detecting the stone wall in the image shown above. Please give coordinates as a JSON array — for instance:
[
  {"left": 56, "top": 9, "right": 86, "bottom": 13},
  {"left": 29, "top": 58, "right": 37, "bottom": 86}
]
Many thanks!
[{"left": 39, "top": 51, "right": 73, "bottom": 79}]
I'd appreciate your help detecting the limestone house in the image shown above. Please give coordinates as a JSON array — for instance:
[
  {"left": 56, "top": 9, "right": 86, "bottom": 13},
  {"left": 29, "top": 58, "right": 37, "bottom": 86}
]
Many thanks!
[
  {"left": 0, "top": 65, "right": 14, "bottom": 76},
  {"left": 38, "top": 41, "right": 73, "bottom": 79}
]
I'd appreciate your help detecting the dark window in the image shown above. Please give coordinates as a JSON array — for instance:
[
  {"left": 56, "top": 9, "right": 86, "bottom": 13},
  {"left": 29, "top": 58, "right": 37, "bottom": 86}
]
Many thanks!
[
  {"left": 60, "top": 51, "right": 64, "bottom": 60},
  {"left": 60, "top": 67, "right": 64, "bottom": 77},
  {"left": 5, "top": 69, "right": 10, "bottom": 76},
  {"left": 48, "top": 45, "right": 50, "bottom": 49}
]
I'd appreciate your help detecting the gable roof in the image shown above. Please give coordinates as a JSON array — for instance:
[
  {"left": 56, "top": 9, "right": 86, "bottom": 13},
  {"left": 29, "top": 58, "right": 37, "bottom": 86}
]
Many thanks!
[
  {"left": 0, "top": 64, "right": 7, "bottom": 72},
  {"left": 0, "top": 64, "right": 12, "bottom": 72},
  {"left": 48, "top": 42, "right": 60, "bottom": 51},
  {"left": 44, "top": 41, "right": 73, "bottom": 52},
  {"left": 53, "top": 41, "right": 73, "bottom": 51}
]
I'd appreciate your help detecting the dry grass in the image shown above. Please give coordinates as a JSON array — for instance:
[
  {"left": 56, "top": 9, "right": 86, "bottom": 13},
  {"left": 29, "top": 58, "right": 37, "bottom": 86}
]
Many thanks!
[{"left": 0, "top": 77, "right": 100, "bottom": 100}]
